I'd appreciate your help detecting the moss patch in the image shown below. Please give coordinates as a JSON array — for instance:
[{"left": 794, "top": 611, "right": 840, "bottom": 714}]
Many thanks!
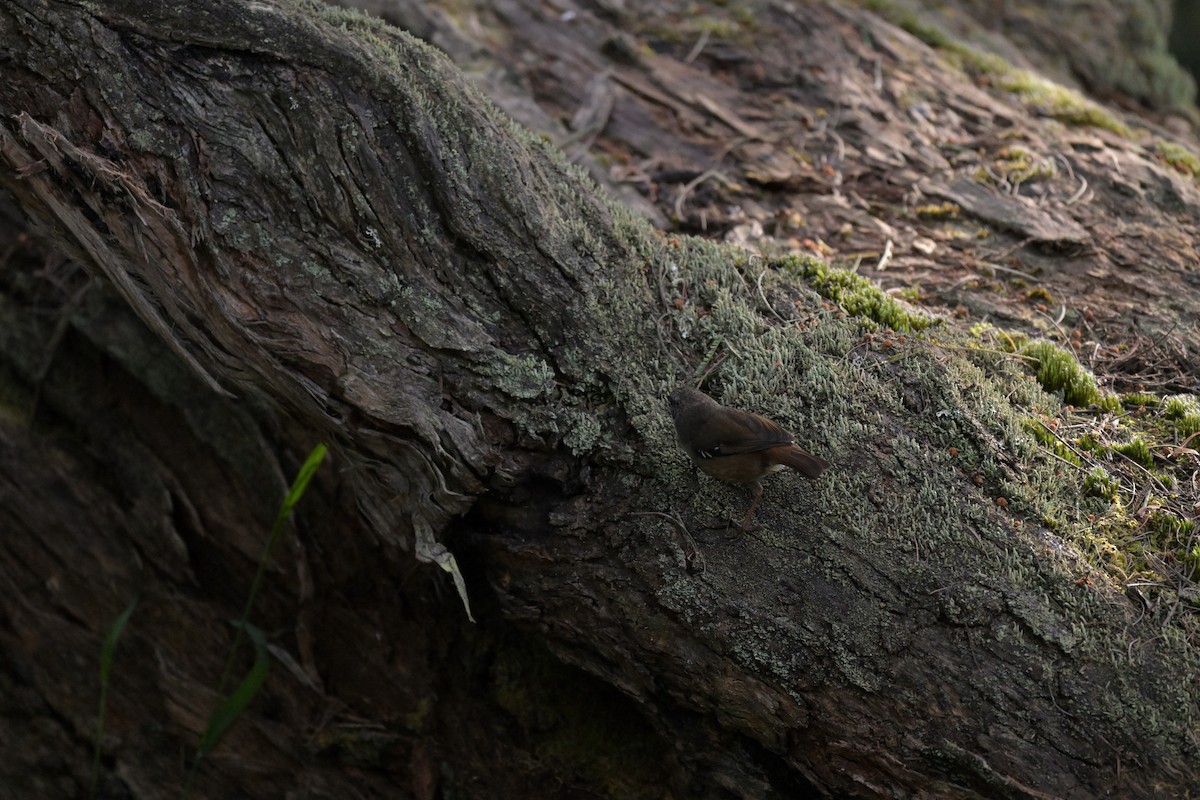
[
  {"left": 1153, "top": 140, "right": 1200, "bottom": 177},
  {"left": 1112, "top": 436, "right": 1154, "bottom": 468},
  {"left": 1020, "top": 340, "right": 1101, "bottom": 407},
  {"left": 1023, "top": 417, "right": 1082, "bottom": 466},
  {"left": 1122, "top": 392, "right": 1160, "bottom": 409},
  {"left": 1163, "top": 394, "right": 1200, "bottom": 437},
  {"left": 856, "top": 0, "right": 1131, "bottom": 136},
  {"left": 773, "top": 253, "right": 939, "bottom": 332},
  {"left": 991, "top": 145, "right": 1058, "bottom": 185},
  {"left": 966, "top": 320, "right": 1200, "bottom": 622},
  {"left": 1082, "top": 467, "right": 1119, "bottom": 501},
  {"left": 914, "top": 201, "right": 960, "bottom": 219}
]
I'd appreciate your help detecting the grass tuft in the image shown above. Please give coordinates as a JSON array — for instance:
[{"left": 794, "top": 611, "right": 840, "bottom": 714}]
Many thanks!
[{"left": 188, "top": 443, "right": 328, "bottom": 788}]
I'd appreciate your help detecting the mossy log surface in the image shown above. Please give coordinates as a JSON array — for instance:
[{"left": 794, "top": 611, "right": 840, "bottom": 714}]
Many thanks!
[{"left": 0, "top": 1, "right": 1197, "bottom": 799}]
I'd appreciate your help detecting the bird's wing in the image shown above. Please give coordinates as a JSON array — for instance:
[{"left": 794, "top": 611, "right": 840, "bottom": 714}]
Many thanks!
[{"left": 691, "top": 409, "right": 795, "bottom": 458}]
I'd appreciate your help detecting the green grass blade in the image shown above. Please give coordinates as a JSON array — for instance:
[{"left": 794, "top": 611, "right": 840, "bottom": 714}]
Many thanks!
[
  {"left": 92, "top": 599, "right": 138, "bottom": 798},
  {"left": 193, "top": 442, "right": 327, "bottom": 775},
  {"left": 196, "top": 621, "right": 270, "bottom": 756},
  {"left": 217, "top": 443, "right": 328, "bottom": 701},
  {"left": 275, "top": 443, "right": 327, "bottom": 522}
]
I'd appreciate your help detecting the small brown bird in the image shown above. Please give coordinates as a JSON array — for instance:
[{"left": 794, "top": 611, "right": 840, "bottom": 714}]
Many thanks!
[{"left": 668, "top": 387, "right": 830, "bottom": 529}]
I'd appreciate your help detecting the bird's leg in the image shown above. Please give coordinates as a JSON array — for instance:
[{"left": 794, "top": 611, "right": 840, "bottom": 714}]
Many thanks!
[{"left": 738, "top": 481, "right": 764, "bottom": 530}]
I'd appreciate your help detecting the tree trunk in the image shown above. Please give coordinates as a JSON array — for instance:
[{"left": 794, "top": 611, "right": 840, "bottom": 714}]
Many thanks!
[{"left": 1, "top": 1, "right": 1197, "bottom": 799}]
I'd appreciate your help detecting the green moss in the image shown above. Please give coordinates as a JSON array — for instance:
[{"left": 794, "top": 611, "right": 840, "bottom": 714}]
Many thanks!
[
  {"left": 858, "top": 0, "right": 1130, "bottom": 136},
  {"left": 1020, "top": 340, "right": 1101, "bottom": 407},
  {"left": 1185, "top": 548, "right": 1200, "bottom": 584},
  {"left": 994, "top": 145, "right": 1057, "bottom": 184},
  {"left": 1113, "top": 436, "right": 1154, "bottom": 469},
  {"left": 1122, "top": 392, "right": 1161, "bottom": 408},
  {"left": 968, "top": 320, "right": 1028, "bottom": 352},
  {"left": 1163, "top": 394, "right": 1200, "bottom": 437},
  {"left": 1079, "top": 498, "right": 1197, "bottom": 590},
  {"left": 1083, "top": 467, "right": 1120, "bottom": 501},
  {"left": 1080, "top": 506, "right": 1138, "bottom": 575},
  {"left": 1147, "top": 509, "right": 1195, "bottom": 542},
  {"left": 1022, "top": 418, "right": 1081, "bottom": 466},
  {"left": 956, "top": 49, "right": 1129, "bottom": 135},
  {"left": 914, "top": 202, "right": 960, "bottom": 219},
  {"left": 1142, "top": 511, "right": 1200, "bottom": 582},
  {"left": 1153, "top": 141, "right": 1200, "bottom": 177},
  {"left": 1024, "top": 286, "right": 1054, "bottom": 304},
  {"left": 692, "top": 16, "right": 743, "bottom": 38},
  {"left": 774, "top": 253, "right": 939, "bottom": 332}
]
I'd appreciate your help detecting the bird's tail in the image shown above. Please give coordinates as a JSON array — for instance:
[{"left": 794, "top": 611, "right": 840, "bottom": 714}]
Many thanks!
[{"left": 778, "top": 446, "right": 831, "bottom": 478}]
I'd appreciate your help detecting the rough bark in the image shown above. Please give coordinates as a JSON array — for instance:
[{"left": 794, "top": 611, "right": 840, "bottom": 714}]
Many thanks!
[{"left": 1, "top": 1, "right": 1198, "bottom": 799}]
